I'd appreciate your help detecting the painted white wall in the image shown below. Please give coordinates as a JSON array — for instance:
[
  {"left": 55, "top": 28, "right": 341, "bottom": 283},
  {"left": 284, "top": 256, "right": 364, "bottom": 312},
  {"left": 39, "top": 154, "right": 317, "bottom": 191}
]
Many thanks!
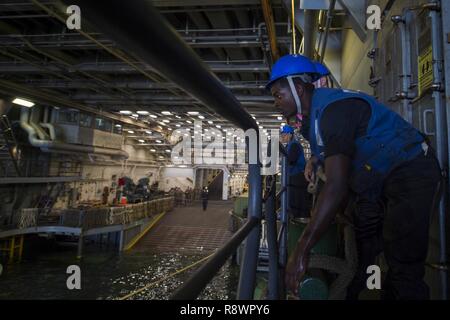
[
  {"left": 341, "top": 29, "right": 374, "bottom": 94},
  {"left": 160, "top": 167, "right": 194, "bottom": 191}
]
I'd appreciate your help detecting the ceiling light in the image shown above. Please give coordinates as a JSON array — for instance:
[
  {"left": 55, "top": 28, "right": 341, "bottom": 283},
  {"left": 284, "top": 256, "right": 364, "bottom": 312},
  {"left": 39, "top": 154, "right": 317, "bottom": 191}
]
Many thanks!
[
  {"left": 281, "top": 122, "right": 286, "bottom": 126},
  {"left": 186, "top": 120, "right": 192, "bottom": 124},
  {"left": 178, "top": 165, "right": 187, "bottom": 168},
  {"left": 167, "top": 128, "right": 172, "bottom": 131},
  {"left": 150, "top": 149, "right": 156, "bottom": 152},
  {"left": 137, "top": 111, "right": 149, "bottom": 115},
  {"left": 208, "top": 121, "right": 213, "bottom": 124},
  {"left": 175, "top": 115, "right": 181, "bottom": 119},
  {"left": 195, "top": 124, "right": 201, "bottom": 128},
  {"left": 150, "top": 114, "right": 157, "bottom": 118},
  {"left": 138, "top": 139, "right": 145, "bottom": 143},
  {"left": 252, "top": 116, "right": 256, "bottom": 119},
  {"left": 115, "top": 124, "right": 122, "bottom": 127},
  {"left": 159, "top": 156, "right": 164, "bottom": 159},
  {"left": 259, "top": 126, "right": 263, "bottom": 129},
  {"left": 119, "top": 110, "right": 132, "bottom": 115},
  {"left": 145, "top": 130, "right": 152, "bottom": 134},
  {"left": 184, "top": 133, "right": 189, "bottom": 136},
  {"left": 187, "top": 111, "right": 199, "bottom": 115},
  {"left": 277, "top": 116, "right": 283, "bottom": 121},
  {"left": 256, "top": 121, "right": 260, "bottom": 125},
  {"left": 156, "top": 140, "right": 162, "bottom": 143},
  {"left": 165, "top": 149, "right": 171, "bottom": 153},
  {"left": 175, "top": 124, "right": 181, "bottom": 127},
  {"left": 204, "top": 128, "right": 209, "bottom": 131},
  {"left": 198, "top": 115, "right": 205, "bottom": 119},
  {"left": 127, "top": 130, "right": 134, "bottom": 134},
  {"left": 131, "top": 113, "right": 139, "bottom": 118},
  {"left": 161, "top": 111, "right": 172, "bottom": 115},
  {"left": 162, "top": 119, "right": 170, "bottom": 123},
  {"left": 158, "top": 122, "right": 166, "bottom": 126},
  {"left": 216, "top": 125, "right": 221, "bottom": 128}
]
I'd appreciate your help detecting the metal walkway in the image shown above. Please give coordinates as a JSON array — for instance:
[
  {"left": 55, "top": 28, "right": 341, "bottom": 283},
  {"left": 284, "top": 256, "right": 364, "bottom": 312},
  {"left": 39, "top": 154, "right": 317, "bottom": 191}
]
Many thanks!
[{"left": 133, "top": 201, "right": 233, "bottom": 254}]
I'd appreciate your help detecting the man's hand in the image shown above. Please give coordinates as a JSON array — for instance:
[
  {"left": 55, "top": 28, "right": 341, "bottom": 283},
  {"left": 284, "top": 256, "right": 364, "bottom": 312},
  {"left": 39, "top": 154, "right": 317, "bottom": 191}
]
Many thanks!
[
  {"left": 304, "top": 157, "right": 317, "bottom": 182},
  {"left": 285, "top": 246, "right": 310, "bottom": 296}
]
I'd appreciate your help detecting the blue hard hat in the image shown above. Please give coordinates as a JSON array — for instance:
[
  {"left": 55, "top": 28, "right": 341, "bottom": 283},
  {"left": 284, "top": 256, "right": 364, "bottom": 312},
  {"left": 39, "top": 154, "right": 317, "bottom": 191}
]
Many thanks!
[
  {"left": 266, "top": 54, "right": 321, "bottom": 89},
  {"left": 313, "top": 62, "right": 330, "bottom": 77},
  {"left": 280, "top": 125, "right": 294, "bottom": 134}
]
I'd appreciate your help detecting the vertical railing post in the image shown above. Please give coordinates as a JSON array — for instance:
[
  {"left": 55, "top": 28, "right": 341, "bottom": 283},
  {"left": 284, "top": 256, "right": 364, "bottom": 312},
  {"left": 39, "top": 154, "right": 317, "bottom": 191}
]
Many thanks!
[
  {"left": 279, "top": 154, "right": 289, "bottom": 268},
  {"left": 237, "top": 163, "right": 262, "bottom": 299},
  {"left": 265, "top": 176, "right": 279, "bottom": 299}
]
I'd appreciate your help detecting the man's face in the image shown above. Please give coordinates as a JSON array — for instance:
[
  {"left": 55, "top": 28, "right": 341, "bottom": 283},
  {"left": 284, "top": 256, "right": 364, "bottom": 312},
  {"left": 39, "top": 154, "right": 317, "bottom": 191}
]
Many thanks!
[
  {"left": 270, "top": 80, "right": 297, "bottom": 119},
  {"left": 280, "top": 133, "right": 291, "bottom": 144}
]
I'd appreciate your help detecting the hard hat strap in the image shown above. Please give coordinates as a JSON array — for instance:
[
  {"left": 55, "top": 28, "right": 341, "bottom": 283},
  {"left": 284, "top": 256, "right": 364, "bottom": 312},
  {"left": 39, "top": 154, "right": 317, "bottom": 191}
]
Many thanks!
[{"left": 287, "top": 75, "right": 302, "bottom": 114}]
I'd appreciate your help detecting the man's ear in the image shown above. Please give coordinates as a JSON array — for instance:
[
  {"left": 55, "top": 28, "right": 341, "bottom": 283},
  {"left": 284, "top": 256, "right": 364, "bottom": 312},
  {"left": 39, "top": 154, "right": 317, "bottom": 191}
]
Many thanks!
[{"left": 294, "top": 81, "right": 304, "bottom": 97}]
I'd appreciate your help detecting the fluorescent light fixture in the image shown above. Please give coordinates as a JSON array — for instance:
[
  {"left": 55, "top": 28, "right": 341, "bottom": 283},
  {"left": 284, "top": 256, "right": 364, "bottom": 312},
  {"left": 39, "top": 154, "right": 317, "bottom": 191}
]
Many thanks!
[
  {"left": 195, "top": 124, "right": 201, "bottom": 128},
  {"left": 150, "top": 114, "right": 157, "bottom": 118},
  {"left": 138, "top": 139, "right": 145, "bottom": 143},
  {"left": 252, "top": 116, "right": 256, "bottom": 119},
  {"left": 127, "top": 130, "right": 134, "bottom": 134},
  {"left": 156, "top": 140, "right": 162, "bottom": 143},
  {"left": 132, "top": 113, "right": 139, "bottom": 117},
  {"left": 178, "top": 165, "right": 187, "bottom": 168},
  {"left": 281, "top": 122, "right": 286, "bottom": 126},
  {"left": 137, "top": 111, "right": 149, "bottom": 115},
  {"left": 119, "top": 110, "right": 132, "bottom": 115},
  {"left": 187, "top": 111, "right": 199, "bottom": 115},
  {"left": 277, "top": 116, "right": 283, "bottom": 120},
  {"left": 198, "top": 115, "right": 205, "bottom": 119},
  {"left": 216, "top": 125, "right": 221, "bottom": 128},
  {"left": 175, "top": 115, "right": 181, "bottom": 119},
  {"left": 162, "top": 119, "right": 170, "bottom": 123},
  {"left": 159, "top": 156, "right": 164, "bottom": 159},
  {"left": 208, "top": 121, "right": 213, "bottom": 124},
  {"left": 115, "top": 124, "right": 122, "bottom": 127},
  {"left": 256, "top": 121, "right": 260, "bottom": 125},
  {"left": 175, "top": 124, "right": 181, "bottom": 127},
  {"left": 161, "top": 111, "right": 172, "bottom": 115},
  {"left": 150, "top": 149, "right": 156, "bottom": 152},
  {"left": 184, "top": 133, "right": 189, "bottom": 136},
  {"left": 167, "top": 128, "right": 172, "bottom": 131},
  {"left": 186, "top": 120, "right": 192, "bottom": 124},
  {"left": 145, "top": 130, "right": 152, "bottom": 134},
  {"left": 165, "top": 149, "right": 171, "bottom": 153},
  {"left": 259, "top": 126, "right": 263, "bottom": 129}
]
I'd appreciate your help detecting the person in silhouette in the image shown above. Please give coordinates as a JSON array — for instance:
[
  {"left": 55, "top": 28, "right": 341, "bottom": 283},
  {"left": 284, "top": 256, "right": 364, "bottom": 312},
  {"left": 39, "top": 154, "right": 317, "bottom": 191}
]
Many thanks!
[{"left": 201, "top": 186, "right": 209, "bottom": 211}]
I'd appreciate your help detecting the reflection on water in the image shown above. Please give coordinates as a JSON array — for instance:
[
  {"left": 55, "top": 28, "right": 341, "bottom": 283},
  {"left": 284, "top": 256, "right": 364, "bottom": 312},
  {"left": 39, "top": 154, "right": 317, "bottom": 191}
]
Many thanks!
[{"left": 0, "top": 244, "right": 238, "bottom": 300}]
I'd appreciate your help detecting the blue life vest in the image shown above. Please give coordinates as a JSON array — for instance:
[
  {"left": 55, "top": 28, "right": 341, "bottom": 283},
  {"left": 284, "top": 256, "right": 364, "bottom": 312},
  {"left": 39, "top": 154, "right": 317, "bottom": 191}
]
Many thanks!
[
  {"left": 287, "top": 139, "right": 306, "bottom": 176},
  {"left": 308, "top": 88, "right": 424, "bottom": 197}
]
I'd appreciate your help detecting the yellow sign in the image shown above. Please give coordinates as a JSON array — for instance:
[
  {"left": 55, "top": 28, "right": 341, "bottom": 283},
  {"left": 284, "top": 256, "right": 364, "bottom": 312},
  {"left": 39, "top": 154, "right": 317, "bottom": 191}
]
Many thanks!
[{"left": 418, "top": 46, "right": 433, "bottom": 96}]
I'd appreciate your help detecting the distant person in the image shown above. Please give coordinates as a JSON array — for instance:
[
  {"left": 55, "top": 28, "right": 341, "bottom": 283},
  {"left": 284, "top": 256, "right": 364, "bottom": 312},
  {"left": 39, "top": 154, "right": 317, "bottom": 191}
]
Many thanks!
[
  {"left": 280, "top": 125, "right": 312, "bottom": 219},
  {"left": 201, "top": 187, "right": 209, "bottom": 211}
]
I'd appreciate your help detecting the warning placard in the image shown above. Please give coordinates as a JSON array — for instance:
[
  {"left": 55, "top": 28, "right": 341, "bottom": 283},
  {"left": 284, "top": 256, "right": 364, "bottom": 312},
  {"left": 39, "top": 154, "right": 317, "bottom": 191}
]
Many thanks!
[{"left": 418, "top": 46, "right": 433, "bottom": 96}]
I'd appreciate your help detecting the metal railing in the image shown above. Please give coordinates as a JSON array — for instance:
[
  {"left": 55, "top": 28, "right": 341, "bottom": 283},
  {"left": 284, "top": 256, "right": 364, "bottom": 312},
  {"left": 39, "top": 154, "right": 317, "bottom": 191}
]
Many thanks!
[{"left": 64, "top": 0, "right": 289, "bottom": 300}]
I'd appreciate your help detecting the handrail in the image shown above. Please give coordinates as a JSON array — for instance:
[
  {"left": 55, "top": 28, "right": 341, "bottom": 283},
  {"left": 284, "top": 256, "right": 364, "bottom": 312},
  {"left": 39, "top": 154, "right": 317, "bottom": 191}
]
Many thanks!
[
  {"left": 65, "top": 0, "right": 273, "bottom": 300},
  {"left": 65, "top": 0, "right": 258, "bottom": 133},
  {"left": 170, "top": 217, "right": 260, "bottom": 300}
]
